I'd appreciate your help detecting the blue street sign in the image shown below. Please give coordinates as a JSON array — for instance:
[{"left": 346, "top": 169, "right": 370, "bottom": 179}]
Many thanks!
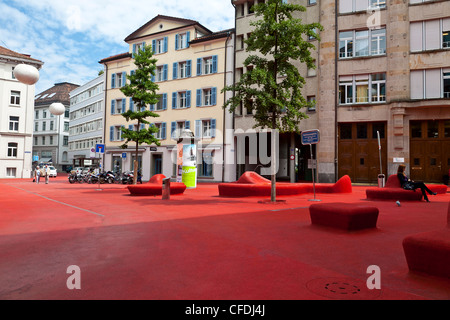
[
  {"left": 122, "top": 152, "right": 127, "bottom": 159},
  {"left": 95, "top": 144, "right": 105, "bottom": 153},
  {"left": 301, "top": 129, "right": 320, "bottom": 145}
]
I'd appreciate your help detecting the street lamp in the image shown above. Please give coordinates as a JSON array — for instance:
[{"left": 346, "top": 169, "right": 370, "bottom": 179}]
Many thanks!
[{"left": 13, "top": 64, "right": 40, "bottom": 85}]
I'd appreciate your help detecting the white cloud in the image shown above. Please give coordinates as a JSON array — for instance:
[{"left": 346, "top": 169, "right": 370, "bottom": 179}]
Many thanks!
[{"left": 1, "top": 0, "right": 235, "bottom": 93}]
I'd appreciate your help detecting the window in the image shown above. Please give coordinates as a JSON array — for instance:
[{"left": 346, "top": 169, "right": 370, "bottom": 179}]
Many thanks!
[
  {"left": 248, "top": 1, "right": 255, "bottom": 14},
  {"left": 339, "top": 28, "right": 386, "bottom": 58},
  {"left": 64, "top": 122, "right": 69, "bottom": 132},
  {"left": 42, "top": 136, "right": 46, "bottom": 145},
  {"left": 172, "top": 91, "right": 191, "bottom": 109},
  {"left": 9, "top": 116, "right": 19, "bottom": 131},
  {"left": 410, "top": 18, "right": 450, "bottom": 52},
  {"left": 151, "top": 123, "right": 166, "bottom": 140},
  {"left": 111, "top": 72, "right": 126, "bottom": 88},
  {"left": 50, "top": 136, "right": 53, "bottom": 145},
  {"left": 196, "top": 88, "right": 217, "bottom": 107},
  {"left": 35, "top": 110, "right": 39, "bottom": 119},
  {"left": 339, "top": 31, "right": 353, "bottom": 58},
  {"left": 370, "top": 0, "right": 386, "bottom": 8},
  {"left": 197, "top": 56, "right": 218, "bottom": 76},
  {"left": 109, "top": 126, "right": 124, "bottom": 141},
  {"left": 133, "top": 42, "right": 145, "bottom": 55},
  {"left": 111, "top": 99, "right": 126, "bottom": 114},
  {"left": 42, "top": 121, "right": 46, "bottom": 131},
  {"left": 35, "top": 122, "right": 39, "bottom": 132},
  {"left": 339, "top": 74, "right": 386, "bottom": 104},
  {"left": 171, "top": 121, "right": 190, "bottom": 140},
  {"left": 156, "top": 65, "right": 168, "bottom": 82},
  {"left": 50, "top": 121, "right": 54, "bottom": 131},
  {"left": 149, "top": 93, "right": 167, "bottom": 111},
  {"left": 10, "top": 91, "right": 20, "bottom": 105},
  {"left": 410, "top": 68, "right": 450, "bottom": 99},
  {"left": 6, "top": 167, "right": 17, "bottom": 177},
  {"left": 152, "top": 37, "right": 168, "bottom": 54},
  {"left": 371, "top": 73, "right": 386, "bottom": 102},
  {"left": 340, "top": 0, "right": 385, "bottom": 13},
  {"left": 444, "top": 31, "right": 450, "bottom": 48},
  {"left": 307, "top": 96, "right": 316, "bottom": 111},
  {"left": 308, "top": 0, "right": 317, "bottom": 5},
  {"left": 198, "top": 151, "right": 213, "bottom": 177},
  {"left": 444, "top": 72, "right": 450, "bottom": 98},
  {"left": 173, "top": 61, "right": 191, "bottom": 79},
  {"left": 63, "top": 136, "right": 69, "bottom": 146},
  {"left": 339, "top": 77, "right": 353, "bottom": 104},
  {"left": 7, "top": 142, "right": 18, "bottom": 157},
  {"left": 195, "top": 119, "right": 216, "bottom": 139},
  {"left": 176, "top": 32, "right": 190, "bottom": 50}
]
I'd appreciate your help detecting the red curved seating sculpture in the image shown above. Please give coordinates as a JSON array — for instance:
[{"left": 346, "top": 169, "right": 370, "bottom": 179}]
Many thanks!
[
  {"left": 127, "top": 174, "right": 186, "bottom": 196},
  {"left": 218, "top": 172, "right": 352, "bottom": 197},
  {"left": 403, "top": 201, "right": 450, "bottom": 278},
  {"left": 366, "top": 174, "right": 447, "bottom": 201}
]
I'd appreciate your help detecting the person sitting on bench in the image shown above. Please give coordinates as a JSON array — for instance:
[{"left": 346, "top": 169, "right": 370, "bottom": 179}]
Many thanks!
[{"left": 397, "top": 164, "right": 436, "bottom": 202}]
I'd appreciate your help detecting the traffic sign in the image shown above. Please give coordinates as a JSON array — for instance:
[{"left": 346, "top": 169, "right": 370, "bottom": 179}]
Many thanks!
[
  {"left": 96, "top": 144, "right": 105, "bottom": 153},
  {"left": 301, "top": 129, "right": 320, "bottom": 145}
]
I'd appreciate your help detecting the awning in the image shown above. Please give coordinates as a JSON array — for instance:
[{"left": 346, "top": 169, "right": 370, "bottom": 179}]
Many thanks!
[{"left": 39, "top": 158, "right": 52, "bottom": 163}]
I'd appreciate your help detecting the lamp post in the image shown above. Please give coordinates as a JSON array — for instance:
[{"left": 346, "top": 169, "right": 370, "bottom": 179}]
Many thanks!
[{"left": 49, "top": 102, "right": 65, "bottom": 171}]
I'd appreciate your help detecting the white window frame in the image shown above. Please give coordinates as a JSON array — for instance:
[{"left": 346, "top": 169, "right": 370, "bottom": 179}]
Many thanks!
[
  {"left": 156, "top": 38, "right": 165, "bottom": 54},
  {"left": 7, "top": 142, "right": 18, "bottom": 157},
  {"left": 204, "top": 88, "right": 212, "bottom": 106},
  {"left": 10, "top": 91, "right": 20, "bottom": 105},
  {"left": 153, "top": 123, "right": 162, "bottom": 140},
  {"left": 178, "top": 92, "right": 187, "bottom": 109},
  {"left": 9, "top": 116, "right": 19, "bottom": 131},
  {"left": 204, "top": 57, "right": 213, "bottom": 75},
  {"left": 202, "top": 120, "right": 212, "bottom": 138},
  {"left": 179, "top": 61, "right": 187, "bottom": 79}
]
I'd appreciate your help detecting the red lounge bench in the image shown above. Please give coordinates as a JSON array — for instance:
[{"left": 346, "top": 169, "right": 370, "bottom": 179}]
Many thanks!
[
  {"left": 402, "top": 202, "right": 450, "bottom": 278},
  {"left": 366, "top": 174, "right": 447, "bottom": 201},
  {"left": 218, "top": 172, "right": 352, "bottom": 197},
  {"left": 127, "top": 174, "right": 186, "bottom": 196},
  {"left": 309, "top": 203, "right": 379, "bottom": 231}
]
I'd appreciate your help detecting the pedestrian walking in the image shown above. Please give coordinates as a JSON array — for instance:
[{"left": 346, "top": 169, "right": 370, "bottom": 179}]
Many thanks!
[
  {"left": 35, "top": 166, "right": 41, "bottom": 184},
  {"left": 44, "top": 165, "right": 50, "bottom": 184}
]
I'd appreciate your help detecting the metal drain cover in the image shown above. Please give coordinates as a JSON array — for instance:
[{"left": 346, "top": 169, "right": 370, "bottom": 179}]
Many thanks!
[{"left": 306, "top": 278, "right": 382, "bottom": 300}]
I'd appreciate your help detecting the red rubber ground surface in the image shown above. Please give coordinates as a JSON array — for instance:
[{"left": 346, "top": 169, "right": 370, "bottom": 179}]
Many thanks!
[{"left": 0, "top": 175, "right": 449, "bottom": 300}]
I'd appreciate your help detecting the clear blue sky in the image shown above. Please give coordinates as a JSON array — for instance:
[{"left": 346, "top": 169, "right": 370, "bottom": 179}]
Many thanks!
[{"left": 0, "top": 0, "right": 235, "bottom": 94}]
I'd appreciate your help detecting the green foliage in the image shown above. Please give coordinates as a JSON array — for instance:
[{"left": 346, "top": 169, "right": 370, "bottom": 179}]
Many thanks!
[
  {"left": 222, "top": 0, "right": 323, "bottom": 132},
  {"left": 119, "top": 44, "right": 161, "bottom": 150}
]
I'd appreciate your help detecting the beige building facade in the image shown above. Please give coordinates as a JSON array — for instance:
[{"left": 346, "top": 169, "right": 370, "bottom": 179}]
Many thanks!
[
  {"left": 100, "top": 15, "right": 235, "bottom": 182},
  {"left": 233, "top": 0, "right": 450, "bottom": 184}
]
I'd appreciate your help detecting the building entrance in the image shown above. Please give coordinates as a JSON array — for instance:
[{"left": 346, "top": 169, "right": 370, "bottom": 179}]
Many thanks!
[
  {"left": 410, "top": 120, "right": 450, "bottom": 183},
  {"left": 338, "top": 122, "right": 387, "bottom": 183}
]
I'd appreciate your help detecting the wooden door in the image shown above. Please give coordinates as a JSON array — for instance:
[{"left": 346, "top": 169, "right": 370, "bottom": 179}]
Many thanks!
[{"left": 338, "top": 122, "right": 387, "bottom": 183}]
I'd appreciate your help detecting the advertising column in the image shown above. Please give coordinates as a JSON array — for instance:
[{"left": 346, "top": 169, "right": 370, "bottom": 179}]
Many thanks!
[{"left": 182, "top": 143, "right": 197, "bottom": 188}]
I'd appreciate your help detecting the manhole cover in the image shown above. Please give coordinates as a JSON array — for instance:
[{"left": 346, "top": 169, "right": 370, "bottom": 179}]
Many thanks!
[{"left": 306, "top": 278, "right": 382, "bottom": 300}]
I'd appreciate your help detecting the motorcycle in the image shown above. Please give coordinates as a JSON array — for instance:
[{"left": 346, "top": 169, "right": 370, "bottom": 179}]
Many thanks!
[{"left": 68, "top": 172, "right": 84, "bottom": 183}]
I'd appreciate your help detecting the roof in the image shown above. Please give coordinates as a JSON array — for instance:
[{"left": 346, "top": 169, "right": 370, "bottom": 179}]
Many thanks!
[
  {"left": 0, "top": 45, "right": 43, "bottom": 67},
  {"left": 35, "top": 82, "right": 80, "bottom": 106},
  {"left": 190, "top": 28, "right": 235, "bottom": 45},
  {"left": 99, "top": 52, "right": 132, "bottom": 64},
  {"left": 124, "top": 14, "right": 213, "bottom": 42}
]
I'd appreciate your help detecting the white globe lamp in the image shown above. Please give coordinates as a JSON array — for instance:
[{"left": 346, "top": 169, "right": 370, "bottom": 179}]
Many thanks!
[
  {"left": 13, "top": 64, "right": 40, "bottom": 85},
  {"left": 49, "top": 102, "right": 65, "bottom": 116}
]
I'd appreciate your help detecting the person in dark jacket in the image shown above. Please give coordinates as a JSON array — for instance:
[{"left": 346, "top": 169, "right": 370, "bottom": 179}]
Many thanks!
[{"left": 397, "top": 164, "right": 436, "bottom": 202}]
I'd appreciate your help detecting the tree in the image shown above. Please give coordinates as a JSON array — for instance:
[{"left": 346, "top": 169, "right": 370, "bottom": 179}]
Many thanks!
[
  {"left": 120, "top": 44, "right": 161, "bottom": 184},
  {"left": 222, "top": 0, "right": 322, "bottom": 202}
]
